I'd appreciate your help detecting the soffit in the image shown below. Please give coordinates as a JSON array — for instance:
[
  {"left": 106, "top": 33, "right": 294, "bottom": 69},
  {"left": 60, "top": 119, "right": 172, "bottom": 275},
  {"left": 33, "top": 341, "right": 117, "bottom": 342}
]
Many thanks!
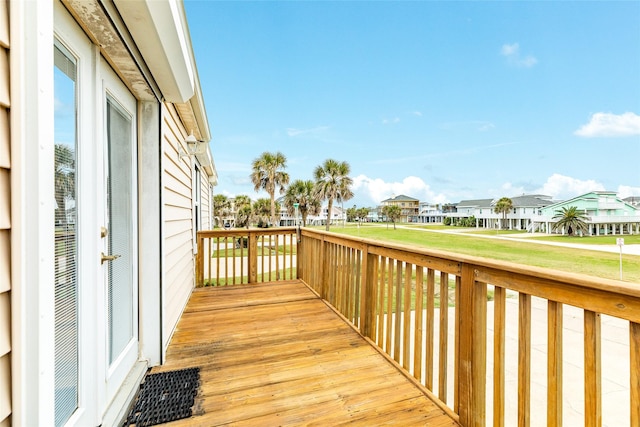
[{"left": 61, "top": 0, "right": 157, "bottom": 101}]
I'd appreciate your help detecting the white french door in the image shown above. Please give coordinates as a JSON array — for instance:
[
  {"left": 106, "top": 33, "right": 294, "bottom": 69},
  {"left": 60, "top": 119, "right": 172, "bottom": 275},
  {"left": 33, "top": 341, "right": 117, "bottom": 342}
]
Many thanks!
[
  {"left": 100, "top": 58, "right": 139, "bottom": 407},
  {"left": 53, "top": 2, "right": 140, "bottom": 425}
]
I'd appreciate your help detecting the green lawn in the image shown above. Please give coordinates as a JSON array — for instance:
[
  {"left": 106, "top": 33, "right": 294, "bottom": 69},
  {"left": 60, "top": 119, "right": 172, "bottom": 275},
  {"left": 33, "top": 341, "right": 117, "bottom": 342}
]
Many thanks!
[{"left": 325, "top": 225, "right": 639, "bottom": 283}]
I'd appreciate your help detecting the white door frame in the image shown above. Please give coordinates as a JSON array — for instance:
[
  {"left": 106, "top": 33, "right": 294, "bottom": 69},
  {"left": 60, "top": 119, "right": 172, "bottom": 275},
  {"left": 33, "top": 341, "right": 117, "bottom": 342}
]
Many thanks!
[
  {"left": 52, "top": 3, "right": 141, "bottom": 425},
  {"left": 99, "top": 57, "right": 140, "bottom": 408},
  {"left": 53, "top": 3, "right": 101, "bottom": 425}
]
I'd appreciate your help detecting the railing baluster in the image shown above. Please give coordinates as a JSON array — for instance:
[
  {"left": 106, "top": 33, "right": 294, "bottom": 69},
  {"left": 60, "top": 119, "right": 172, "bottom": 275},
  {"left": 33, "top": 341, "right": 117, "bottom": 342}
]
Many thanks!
[
  {"left": 386, "top": 259, "right": 394, "bottom": 356},
  {"left": 494, "top": 286, "right": 507, "bottom": 427},
  {"left": 403, "top": 262, "right": 412, "bottom": 371},
  {"left": 269, "top": 235, "right": 280, "bottom": 281},
  {"left": 215, "top": 236, "right": 220, "bottom": 286},
  {"left": 342, "top": 246, "right": 348, "bottom": 316},
  {"left": 288, "top": 232, "right": 292, "bottom": 279},
  {"left": 224, "top": 236, "right": 229, "bottom": 285},
  {"left": 240, "top": 234, "right": 245, "bottom": 284},
  {"left": 454, "top": 274, "right": 461, "bottom": 412},
  {"left": 518, "top": 293, "right": 531, "bottom": 427},
  {"left": 394, "top": 260, "right": 403, "bottom": 363},
  {"left": 207, "top": 236, "right": 212, "bottom": 285},
  {"left": 377, "top": 257, "right": 387, "bottom": 348},
  {"left": 439, "top": 272, "right": 449, "bottom": 403},
  {"left": 426, "top": 268, "right": 435, "bottom": 391},
  {"left": 366, "top": 252, "right": 378, "bottom": 341},
  {"left": 547, "top": 300, "right": 563, "bottom": 427},
  {"left": 261, "top": 235, "right": 265, "bottom": 282},
  {"left": 414, "top": 267, "right": 424, "bottom": 382},
  {"left": 584, "top": 310, "right": 602, "bottom": 427},
  {"left": 631, "top": 322, "right": 640, "bottom": 426},
  {"left": 232, "top": 234, "right": 237, "bottom": 284}
]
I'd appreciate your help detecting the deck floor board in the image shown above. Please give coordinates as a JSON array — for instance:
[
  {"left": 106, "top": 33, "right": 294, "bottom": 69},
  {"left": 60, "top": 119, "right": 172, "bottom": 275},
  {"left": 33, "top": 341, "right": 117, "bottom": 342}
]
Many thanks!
[{"left": 158, "top": 280, "right": 459, "bottom": 426}]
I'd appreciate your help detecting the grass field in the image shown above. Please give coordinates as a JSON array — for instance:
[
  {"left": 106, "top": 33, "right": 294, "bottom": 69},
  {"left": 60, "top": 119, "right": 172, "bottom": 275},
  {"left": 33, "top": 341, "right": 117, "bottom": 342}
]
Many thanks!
[{"left": 319, "top": 224, "right": 639, "bottom": 283}]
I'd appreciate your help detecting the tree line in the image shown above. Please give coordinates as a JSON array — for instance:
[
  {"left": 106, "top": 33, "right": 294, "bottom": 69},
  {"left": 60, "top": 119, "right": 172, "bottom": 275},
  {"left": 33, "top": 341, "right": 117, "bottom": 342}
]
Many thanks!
[
  {"left": 212, "top": 154, "right": 588, "bottom": 235},
  {"left": 213, "top": 151, "right": 353, "bottom": 231}
]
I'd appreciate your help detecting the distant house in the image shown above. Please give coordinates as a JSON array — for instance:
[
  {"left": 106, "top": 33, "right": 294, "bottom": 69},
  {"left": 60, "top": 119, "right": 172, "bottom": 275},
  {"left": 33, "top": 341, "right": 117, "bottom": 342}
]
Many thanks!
[
  {"left": 277, "top": 199, "right": 345, "bottom": 227},
  {"left": 624, "top": 196, "right": 640, "bottom": 208},
  {"left": 2, "top": 1, "right": 217, "bottom": 425},
  {"left": 415, "top": 202, "right": 446, "bottom": 223},
  {"left": 447, "top": 195, "right": 554, "bottom": 230},
  {"left": 307, "top": 204, "right": 346, "bottom": 227},
  {"left": 380, "top": 194, "right": 420, "bottom": 223},
  {"left": 536, "top": 191, "right": 640, "bottom": 236}
]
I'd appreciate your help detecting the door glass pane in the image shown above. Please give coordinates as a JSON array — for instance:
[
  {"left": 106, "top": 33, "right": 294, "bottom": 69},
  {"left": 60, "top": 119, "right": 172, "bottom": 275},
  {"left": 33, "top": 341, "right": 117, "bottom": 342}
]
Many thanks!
[
  {"left": 53, "top": 42, "right": 78, "bottom": 427},
  {"left": 106, "top": 98, "right": 133, "bottom": 363}
]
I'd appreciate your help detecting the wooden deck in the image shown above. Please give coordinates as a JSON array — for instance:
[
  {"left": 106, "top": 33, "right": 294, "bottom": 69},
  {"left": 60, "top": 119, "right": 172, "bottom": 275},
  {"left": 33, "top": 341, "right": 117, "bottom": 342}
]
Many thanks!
[{"left": 155, "top": 280, "right": 459, "bottom": 426}]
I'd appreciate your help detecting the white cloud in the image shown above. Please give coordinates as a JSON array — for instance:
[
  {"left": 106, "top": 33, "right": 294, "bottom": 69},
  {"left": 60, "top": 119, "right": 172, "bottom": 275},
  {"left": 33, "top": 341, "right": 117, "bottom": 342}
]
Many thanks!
[
  {"left": 574, "top": 112, "right": 640, "bottom": 137},
  {"left": 617, "top": 185, "right": 640, "bottom": 198},
  {"left": 382, "top": 117, "right": 401, "bottom": 125},
  {"left": 501, "top": 43, "right": 519, "bottom": 56},
  {"left": 412, "top": 111, "right": 423, "bottom": 117},
  {"left": 538, "top": 174, "right": 607, "bottom": 199},
  {"left": 286, "top": 126, "right": 329, "bottom": 137},
  {"left": 501, "top": 42, "right": 537, "bottom": 68},
  {"left": 501, "top": 173, "right": 605, "bottom": 201},
  {"left": 352, "top": 175, "right": 449, "bottom": 205}
]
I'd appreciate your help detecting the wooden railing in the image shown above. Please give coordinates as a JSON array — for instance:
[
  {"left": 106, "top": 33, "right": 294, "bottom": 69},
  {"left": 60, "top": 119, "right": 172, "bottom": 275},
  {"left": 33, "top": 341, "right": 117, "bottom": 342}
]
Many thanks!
[
  {"left": 196, "top": 228, "right": 298, "bottom": 286},
  {"left": 298, "top": 228, "right": 640, "bottom": 427},
  {"left": 196, "top": 227, "right": 640, "bottom": 426}
]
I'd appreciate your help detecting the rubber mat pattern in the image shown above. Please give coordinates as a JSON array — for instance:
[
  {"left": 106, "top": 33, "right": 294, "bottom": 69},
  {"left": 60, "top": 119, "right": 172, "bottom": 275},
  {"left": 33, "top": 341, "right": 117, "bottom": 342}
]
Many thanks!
[{"left": 124, "top": 367, "right": 200, "bottom": 426}]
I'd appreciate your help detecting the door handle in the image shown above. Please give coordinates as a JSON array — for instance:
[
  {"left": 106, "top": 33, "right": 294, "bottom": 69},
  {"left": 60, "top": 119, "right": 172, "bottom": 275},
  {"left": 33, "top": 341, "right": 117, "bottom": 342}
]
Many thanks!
[{"left": 101, "top": 252, "right": 121, "bottom": 264}]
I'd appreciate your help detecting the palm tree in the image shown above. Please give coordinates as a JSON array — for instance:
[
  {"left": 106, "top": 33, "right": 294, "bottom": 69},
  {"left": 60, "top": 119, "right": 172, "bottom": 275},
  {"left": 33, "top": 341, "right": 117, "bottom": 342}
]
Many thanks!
[
  {"left": 552, "top": 206, "right": 589, "bottom": 236},
  {"left": 382, "top": 205, "right": 402, "bottom": 229},
  {"left": 233, "top": 195, "right": 253, "bottom": 228},
  {"left": 283, "top": 180, "right": 321, "bottom": 227},
  {"left": 55, "top": 144, "right": 75, "bottom": 225},
  {"left": 356, "top": 207, "right": 370, "bottom": 222},
  {"left": 213, "top": 194, "right": 231, "bottom": 228},
  {"left": 253, "top": 198, "right": 280, "bottom": 228},
  {"left": 250, "top": 151, "right": 290, "bottom": 227},
  {"left": 313, "top": 159, "right": 354, "bottom": 231},
  {"left": 493, "top": 197, "right": 513, "bottom": 230}
]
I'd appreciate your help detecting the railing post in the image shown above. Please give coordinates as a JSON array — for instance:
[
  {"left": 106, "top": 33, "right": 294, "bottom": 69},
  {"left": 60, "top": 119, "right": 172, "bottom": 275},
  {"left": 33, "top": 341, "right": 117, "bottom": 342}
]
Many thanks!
[
  {"left": 196, "top": 232, "right": 204, "bottom": 287},
  {"left": 248, "top": 231, "right": 258, "bottom": 284},
  {"left": 359, "top": 246, "right": 375, "bottom": 339},
  {"left": 296, "top": 230, "right": 302, "bottom": 280},
  {"left": 320, "top": 235, "right": 328, "bottom": 299},
  {"left": 458, "top": 263, "right": 486, "bottom": 427}
]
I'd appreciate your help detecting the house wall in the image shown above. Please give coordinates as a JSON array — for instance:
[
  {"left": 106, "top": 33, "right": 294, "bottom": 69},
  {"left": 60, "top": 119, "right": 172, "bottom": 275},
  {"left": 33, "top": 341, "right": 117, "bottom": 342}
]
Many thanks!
[
  {"left": 162, "top": 102, "right": 196, "bottom": 350},
  {"left": 200, "top": 168, "right": 211, "bottom": 229},
  {"left": 0, "top": 0, "right": 10, "bottom": 423}
]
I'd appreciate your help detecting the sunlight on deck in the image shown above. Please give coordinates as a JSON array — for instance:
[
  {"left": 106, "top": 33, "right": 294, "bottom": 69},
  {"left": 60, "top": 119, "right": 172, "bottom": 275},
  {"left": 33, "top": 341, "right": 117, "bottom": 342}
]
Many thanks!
[{"left": 156, "top": 280, "right": 459, "bottom": 426}]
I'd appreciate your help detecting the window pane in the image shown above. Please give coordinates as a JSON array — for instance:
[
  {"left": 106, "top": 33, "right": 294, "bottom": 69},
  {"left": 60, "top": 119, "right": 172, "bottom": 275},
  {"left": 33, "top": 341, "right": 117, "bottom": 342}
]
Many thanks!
[
  {"left": 107, "top": 98, "right": 134, "bottom": 363},
  {"left": 53, "top": 42, "right": 79, "bottom": 427}
]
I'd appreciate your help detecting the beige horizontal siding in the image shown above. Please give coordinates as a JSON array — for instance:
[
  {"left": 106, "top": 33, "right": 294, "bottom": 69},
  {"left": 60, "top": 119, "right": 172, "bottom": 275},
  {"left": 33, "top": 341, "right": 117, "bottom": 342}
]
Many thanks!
[
  {"left": 0, "top": 110, "right": 8, "bottom": 169},
  {"left": 162, "top": 104, "right": 195, "bottom": 349},
  {"left": 200, "top": 171, "right": 211, "bottom": 229},
  {"left": 0, "top": 231, "right": 8, "bottom": 293},
  {"left": 0, "top": 169, "right": 8, "bottom": 229},
  {"left": 0, "top": 6, "right": 10, "bottom": 423},
  {"left": 0, "top": 52, "right": 7, "bottom": 108}
]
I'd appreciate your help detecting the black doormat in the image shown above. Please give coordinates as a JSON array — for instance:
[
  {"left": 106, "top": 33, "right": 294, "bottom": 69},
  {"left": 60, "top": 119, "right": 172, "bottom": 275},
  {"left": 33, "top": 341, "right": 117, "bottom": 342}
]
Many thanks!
[{"left": 124, "top": 367, "right": 200, "bottom": 426}]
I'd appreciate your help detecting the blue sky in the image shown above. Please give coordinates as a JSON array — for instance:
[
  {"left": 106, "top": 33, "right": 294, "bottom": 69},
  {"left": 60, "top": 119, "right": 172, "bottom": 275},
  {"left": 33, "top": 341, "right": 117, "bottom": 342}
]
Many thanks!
[{"left": 185, "top": 1, "right": 640, "bottom": 207}]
